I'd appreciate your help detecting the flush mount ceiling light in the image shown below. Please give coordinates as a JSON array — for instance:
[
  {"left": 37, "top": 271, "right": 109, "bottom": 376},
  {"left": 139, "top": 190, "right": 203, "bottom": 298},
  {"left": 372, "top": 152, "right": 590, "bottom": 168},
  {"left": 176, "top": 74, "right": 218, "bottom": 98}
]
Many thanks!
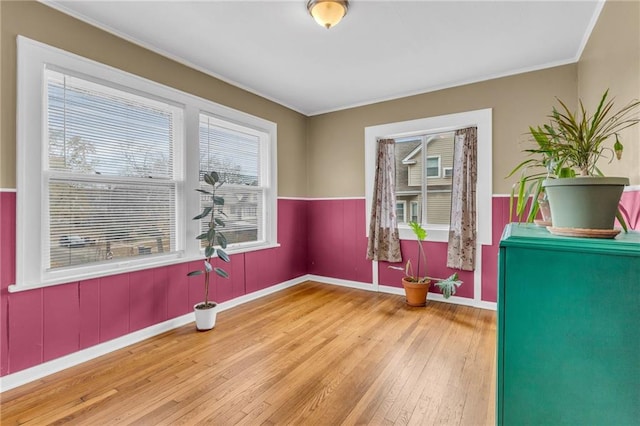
[{"left": 307, "top": 0, "right": 349, "bottom": 29}]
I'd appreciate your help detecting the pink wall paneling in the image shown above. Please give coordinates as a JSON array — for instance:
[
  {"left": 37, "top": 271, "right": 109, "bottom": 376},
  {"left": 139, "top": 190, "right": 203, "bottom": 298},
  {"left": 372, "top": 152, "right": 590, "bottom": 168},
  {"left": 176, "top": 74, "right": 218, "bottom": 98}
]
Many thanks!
[
  {"left": 79, "top": 278, "right": 101, "bottom": 349},
  {"left": 307, "top": 199, "right": 372, "bottom": 284},
  {"left": 1, "top": 191, "right": 16, "bottom": 375},
  {"left": 99, "top": 273, "right": 130, "bottom": 343},
  {"left": 43, "top": 283, "right": 80, "bottom": 362}
]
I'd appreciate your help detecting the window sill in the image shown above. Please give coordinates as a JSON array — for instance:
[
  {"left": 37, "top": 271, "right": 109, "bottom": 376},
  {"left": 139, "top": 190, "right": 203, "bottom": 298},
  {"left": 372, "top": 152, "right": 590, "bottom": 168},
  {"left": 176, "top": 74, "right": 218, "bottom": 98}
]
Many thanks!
[
  {"left": 398, "top": 224, "right": 449, "bottom": 242},
  {"left": 8, "top": 242, "right": 281, "bottom": 293}
]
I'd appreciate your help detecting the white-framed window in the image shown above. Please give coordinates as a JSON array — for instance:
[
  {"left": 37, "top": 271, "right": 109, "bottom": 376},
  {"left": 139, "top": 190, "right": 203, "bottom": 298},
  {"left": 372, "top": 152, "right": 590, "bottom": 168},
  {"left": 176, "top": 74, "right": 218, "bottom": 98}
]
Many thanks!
[
  {"left": 443, "top": 167, "right": 453, "bottom": 178},
  {"left": 410, "top": 201, "right": 420, "bottom": 223},
  {"left": 425, "top": 156, "right": 441, "bottom": 178},
  {"left": 365, "top": 108, "right": 492, "bottom": 243},
  {"left": 199, "top": 114, "right": 270, "bottom": 248},
  {"left": 396, "top": 201, "right": 407, "bottom": 223},
  {"left": 14, "top": 36, "right": 277, "bottom": 291}
]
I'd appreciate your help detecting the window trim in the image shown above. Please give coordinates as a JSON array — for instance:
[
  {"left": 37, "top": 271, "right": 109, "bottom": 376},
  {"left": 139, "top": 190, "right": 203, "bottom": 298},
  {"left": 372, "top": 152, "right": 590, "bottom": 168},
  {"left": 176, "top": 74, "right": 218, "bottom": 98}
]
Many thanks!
[
  {"left": 364, "top": 108, "right": 492, "bottom": 244},
  {"left": 13, "top": 36, "right": 277, "bottom": 291}
]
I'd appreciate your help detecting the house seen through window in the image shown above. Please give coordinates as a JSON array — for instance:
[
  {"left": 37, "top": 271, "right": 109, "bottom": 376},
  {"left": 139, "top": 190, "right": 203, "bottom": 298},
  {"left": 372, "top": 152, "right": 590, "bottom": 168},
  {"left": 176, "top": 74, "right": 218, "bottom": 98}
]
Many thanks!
[{"left": 395, "top": 131, "right": 454, "bottom": 225}]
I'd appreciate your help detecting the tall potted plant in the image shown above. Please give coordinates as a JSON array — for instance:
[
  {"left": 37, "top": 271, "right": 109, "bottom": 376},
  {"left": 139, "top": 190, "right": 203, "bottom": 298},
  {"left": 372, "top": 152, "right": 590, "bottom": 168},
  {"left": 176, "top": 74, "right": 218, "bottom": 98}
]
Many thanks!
[
  {"left": 390, "top": 222, "right": 462, "bottom": 306},
  {"left": 187, "top": 171, "right": 230, "bottom": 331},
  {"left": 510, "top": 90, "right": 639, "bottom": 233}
]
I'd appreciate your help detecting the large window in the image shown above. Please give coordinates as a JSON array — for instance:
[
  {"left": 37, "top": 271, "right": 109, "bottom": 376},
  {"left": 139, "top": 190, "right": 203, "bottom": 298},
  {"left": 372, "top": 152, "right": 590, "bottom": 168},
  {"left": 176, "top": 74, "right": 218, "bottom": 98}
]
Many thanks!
[
  {"left": 14, "top": 37, "right": 277, "bottom": 290},
  {"left": 46, "top": 69, "right": 181, "bottom": 270},
  {"left": 365, "top": 109, "right": 492, "bottom": 243}
]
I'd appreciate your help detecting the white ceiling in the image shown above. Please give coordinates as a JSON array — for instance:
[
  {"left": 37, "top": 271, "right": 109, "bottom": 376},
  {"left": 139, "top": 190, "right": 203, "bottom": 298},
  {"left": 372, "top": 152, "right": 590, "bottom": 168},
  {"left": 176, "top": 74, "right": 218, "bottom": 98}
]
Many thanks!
[{"left": 45, "top": 0, "right": 603, "bottom": 116}]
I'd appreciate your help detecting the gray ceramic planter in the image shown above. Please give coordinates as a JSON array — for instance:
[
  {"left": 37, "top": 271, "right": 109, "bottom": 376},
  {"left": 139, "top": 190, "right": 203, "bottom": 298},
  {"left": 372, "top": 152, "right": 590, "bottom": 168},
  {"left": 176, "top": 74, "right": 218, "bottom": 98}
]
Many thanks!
[{"left": 543, "top": 177, "right": 628, "bottom": 230}]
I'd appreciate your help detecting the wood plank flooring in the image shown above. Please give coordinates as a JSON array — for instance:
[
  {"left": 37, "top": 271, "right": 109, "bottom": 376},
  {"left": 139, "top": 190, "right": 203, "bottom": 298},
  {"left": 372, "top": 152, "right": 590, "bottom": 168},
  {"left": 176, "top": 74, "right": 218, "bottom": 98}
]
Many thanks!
[{"left": 0, "top": 281, "right": 496, "bottom": 425}]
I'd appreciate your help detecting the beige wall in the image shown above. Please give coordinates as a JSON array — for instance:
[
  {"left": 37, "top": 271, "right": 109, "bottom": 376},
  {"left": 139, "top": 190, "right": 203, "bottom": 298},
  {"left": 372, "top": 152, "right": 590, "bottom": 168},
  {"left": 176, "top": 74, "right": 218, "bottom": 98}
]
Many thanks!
[
  {"left": 307, "top": 65, "right": 578, "bottom": 197},
  {"left": 0, "top": 1, "right": 308, "bottom": 196},
  {"left": 578, "top": 0, "right": 640, "bottom": 185}
]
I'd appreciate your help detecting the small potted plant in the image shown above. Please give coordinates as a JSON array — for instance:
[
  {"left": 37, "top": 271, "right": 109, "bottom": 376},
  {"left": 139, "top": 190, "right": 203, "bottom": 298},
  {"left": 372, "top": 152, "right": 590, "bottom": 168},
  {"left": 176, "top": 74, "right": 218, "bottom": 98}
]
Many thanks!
[
  {"left": 389, "top": 222, "right": 462, "bottom": 307},
  {"left": 187, "top": 171, "right": 230, "bottom": 331},
  {"left": 509, "top": 90, "right": 640, "bottom": 233}
]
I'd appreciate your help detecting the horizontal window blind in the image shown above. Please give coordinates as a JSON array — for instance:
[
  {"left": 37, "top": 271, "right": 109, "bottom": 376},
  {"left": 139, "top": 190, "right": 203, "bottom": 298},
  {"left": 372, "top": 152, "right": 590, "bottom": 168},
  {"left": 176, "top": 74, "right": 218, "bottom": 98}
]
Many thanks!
[
  {"left": 45, "top": 68, "right": 181, "bottom": 271},
  {"left": 199, "top": 114, "right": 264, "bottom": 246}
]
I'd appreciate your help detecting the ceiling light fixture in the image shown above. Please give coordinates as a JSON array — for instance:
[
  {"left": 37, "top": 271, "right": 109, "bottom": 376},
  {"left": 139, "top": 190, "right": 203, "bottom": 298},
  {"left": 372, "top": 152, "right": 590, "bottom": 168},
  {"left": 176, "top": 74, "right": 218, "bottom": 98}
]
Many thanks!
[{"left": 307, "top": 0, "right": 349, "bottom": 29}]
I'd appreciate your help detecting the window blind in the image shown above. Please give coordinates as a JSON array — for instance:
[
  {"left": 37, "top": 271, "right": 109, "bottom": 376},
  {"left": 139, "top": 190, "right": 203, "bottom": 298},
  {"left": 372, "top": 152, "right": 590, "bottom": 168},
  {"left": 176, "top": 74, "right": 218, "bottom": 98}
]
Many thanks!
[
  {"left": 198, "top": 114, "right": 264, "bottom": 246},
  {"left": 45, "top": 68, "right": 181, "bottom": 270}
]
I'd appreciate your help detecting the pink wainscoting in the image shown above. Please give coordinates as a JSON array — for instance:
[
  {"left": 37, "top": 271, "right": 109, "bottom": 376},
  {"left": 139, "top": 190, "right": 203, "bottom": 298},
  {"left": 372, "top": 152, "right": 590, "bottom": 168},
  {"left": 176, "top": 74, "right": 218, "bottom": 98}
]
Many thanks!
[
  {"left": 0, "top": 197, "right": 307, "bottom": 376},
  {"left": 1, "top": 191, "right": 16, "bottom": 376},
  {"left": 307, "top": 198, "right": 372, "bottom": 284}
]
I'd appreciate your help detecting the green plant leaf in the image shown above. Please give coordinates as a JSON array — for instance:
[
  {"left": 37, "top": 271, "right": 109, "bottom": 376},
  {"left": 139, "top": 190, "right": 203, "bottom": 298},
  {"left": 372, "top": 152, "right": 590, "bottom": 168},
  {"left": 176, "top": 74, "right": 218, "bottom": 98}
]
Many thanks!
[
  {"left": 217, "top": 233, "right": 228, "bottom": 249},
  {"left": 196, "top": 232, "right": 209, "bottom": 240},
  {"left": 213, "top": 196, "right": 225, "bottom": 206},
  {"left": 193, "top": 207, "right": 212, "bottom": 220},
  {"left": 195, "top": 188, "right": 212, "bottom": 195},
  {"left": 204, "top": 245, "right": 215, "bottom": 259},
  {"left": 203, "top": 173, "right": 215, "bottom": 186},
  {"left": 217, "top": 248, "right": 230, "bottom": 262},
  {"left": 215, "top": 217, "right": 225, "bottom": 227},
  {"left": 187, "top": 270, "right": 203, "bottom": 276},
  {"left": 408, "top": 221, "right": 427, "bottom": 240},
  {"left": 207, "top": 227, "right": 216, "bottom": 242},
  {"left": 210, "top": 171, "right": 220, "bottom": 183},
  {"left": 214, "top": 267, "right": 229, "bottom": 278}
]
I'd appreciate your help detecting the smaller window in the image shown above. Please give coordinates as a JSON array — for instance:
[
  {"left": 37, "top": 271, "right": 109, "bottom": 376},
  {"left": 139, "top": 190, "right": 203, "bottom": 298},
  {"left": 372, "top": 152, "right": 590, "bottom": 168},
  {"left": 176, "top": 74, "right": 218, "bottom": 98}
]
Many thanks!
[
  {"left": 426, "top": 156, "right": 441, "bottom": 178},
  {"left": 443, "top": 167, "right": 453, "bottom": 178},
  {"left": 410, "top": 201, "right": 420, "bottom": 223},
  {"left": 396, "top": 201, "right": 406, "bottom": 223}
]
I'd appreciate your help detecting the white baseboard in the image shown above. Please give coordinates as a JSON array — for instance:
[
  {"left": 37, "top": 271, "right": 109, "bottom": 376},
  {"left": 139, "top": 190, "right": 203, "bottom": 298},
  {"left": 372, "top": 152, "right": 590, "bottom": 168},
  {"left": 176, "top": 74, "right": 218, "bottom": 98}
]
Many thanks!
[
  {"left": 307, "top": 275, "right": 497, "bottom": 311},
  {"left": 0, "top": 275, "right": 309, "bottom": 393},
  {"left": 306, "top": 274, "right": 376, "bottom": 292}
]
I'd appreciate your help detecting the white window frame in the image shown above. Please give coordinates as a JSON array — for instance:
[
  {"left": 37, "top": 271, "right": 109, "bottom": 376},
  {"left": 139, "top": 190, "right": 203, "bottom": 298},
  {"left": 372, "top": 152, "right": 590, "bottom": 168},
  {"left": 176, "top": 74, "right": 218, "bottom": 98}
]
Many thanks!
[
  {"left": 365, "top": 108, "right": 492, "bottom": 243},
  {"left": 13, "top": 36, "right": 277, "bottom": 291},
  {"left": 443, "top": 166, "right": 453, "bottom": 178}
]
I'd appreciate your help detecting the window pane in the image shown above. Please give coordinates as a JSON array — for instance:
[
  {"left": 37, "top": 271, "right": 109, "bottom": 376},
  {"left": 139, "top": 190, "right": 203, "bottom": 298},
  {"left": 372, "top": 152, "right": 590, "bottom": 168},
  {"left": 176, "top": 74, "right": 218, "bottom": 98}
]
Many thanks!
[
  {"left": 46, "top": 69, "right": 177, "bottom": 179},
  {"left": 199, "top": 115, "right": 260, "bottom": 186},
  {"left": 426, "top": 157, "right": 440, "bottom": 177},
  {"left": 395, "top": 132, "right": 453, "bottom": 226},
  {"left": 199, "top": 114, "right": 264, "bottom": 246},
  {"left": 49, "top": 179, "right": 176, "bottom": 270},
  {"left": 396, "top": 202, "right": 405, "bottom": 223}
]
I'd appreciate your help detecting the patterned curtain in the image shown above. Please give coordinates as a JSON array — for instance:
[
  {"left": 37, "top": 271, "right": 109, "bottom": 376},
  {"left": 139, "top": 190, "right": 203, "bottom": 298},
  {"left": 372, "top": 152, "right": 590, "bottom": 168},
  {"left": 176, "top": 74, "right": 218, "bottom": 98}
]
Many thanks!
[
  {"left": 447, "top": 127, "right": 477, "bottom": 271},
  {"left": 367, "top": 139, "right": 402, "bottom": 262}
]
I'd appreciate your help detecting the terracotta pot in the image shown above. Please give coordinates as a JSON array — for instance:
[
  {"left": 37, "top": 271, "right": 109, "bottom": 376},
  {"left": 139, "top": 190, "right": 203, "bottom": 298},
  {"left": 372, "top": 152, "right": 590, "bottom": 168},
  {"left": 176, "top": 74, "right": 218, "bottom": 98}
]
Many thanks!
[{"left": 402, "top": 278, "right": 431, "bottom": 307}]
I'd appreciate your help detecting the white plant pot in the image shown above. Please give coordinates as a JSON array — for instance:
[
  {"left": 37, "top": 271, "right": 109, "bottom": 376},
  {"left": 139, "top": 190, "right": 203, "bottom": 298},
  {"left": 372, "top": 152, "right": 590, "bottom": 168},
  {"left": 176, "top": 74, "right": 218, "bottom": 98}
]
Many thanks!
[{"left": 194, "top": 302, "right": 217, "bottom": 331}]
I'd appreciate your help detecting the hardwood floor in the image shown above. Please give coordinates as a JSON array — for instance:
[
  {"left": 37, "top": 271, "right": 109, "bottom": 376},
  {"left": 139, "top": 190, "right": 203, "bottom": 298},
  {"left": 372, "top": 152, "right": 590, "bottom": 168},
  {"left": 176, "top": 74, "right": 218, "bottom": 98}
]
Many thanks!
[{"left": 1, "top": 281, "right": 496, "bottom": 425}]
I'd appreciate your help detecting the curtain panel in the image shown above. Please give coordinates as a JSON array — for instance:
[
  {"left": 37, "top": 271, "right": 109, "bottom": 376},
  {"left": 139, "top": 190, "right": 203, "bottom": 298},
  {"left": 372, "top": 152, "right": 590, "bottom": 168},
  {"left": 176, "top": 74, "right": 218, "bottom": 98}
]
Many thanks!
[
  {"left": 367, "top": 139, "right": 402, "bottom": 262},
  {"left": 447, "top": 127, "right": 477, "bottom": 271}
]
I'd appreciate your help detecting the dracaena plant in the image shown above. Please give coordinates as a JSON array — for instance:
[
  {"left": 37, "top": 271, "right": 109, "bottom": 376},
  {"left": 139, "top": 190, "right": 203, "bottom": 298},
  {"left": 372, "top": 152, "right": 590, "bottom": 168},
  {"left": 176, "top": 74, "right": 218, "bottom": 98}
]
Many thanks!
[
  {"left": 187, "top": 171, "right": 230, "bottom": 308},
  {"left": 508, "top": 90, "right": 640, "bottom": 225},
  {"left": 389, "top": 221, "right": 462, "bottom": 299}
]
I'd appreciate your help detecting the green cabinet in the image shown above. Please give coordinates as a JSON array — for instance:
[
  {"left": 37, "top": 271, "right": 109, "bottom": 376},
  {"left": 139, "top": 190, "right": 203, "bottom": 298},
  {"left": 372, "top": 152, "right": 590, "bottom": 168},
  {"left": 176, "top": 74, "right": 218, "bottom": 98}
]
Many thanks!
[{"left": 497, "top": 224, "right": 640, "bottom": 425}]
